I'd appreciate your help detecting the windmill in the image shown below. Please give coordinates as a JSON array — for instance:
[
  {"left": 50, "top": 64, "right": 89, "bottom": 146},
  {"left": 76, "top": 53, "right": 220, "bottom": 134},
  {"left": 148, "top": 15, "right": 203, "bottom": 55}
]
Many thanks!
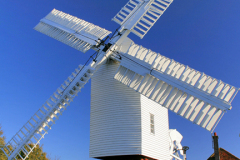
[{"left": 1, "top": 0, "right": 239, "bottom": 160}]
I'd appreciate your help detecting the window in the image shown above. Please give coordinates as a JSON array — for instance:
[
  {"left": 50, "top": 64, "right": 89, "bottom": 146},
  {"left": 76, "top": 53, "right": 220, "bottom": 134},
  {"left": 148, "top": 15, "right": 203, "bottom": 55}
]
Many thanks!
[{"left": 150, "top": 113, "right": 155, "bottom": 134}]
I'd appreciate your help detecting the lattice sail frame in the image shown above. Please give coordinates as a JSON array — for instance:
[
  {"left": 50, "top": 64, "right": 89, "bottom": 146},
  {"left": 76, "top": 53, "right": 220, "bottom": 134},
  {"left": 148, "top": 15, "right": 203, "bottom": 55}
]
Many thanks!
[
  {"left": 113, "top": 41, "right": 239, "bottom": 132},
  {"left": 2, "top": 8, "right": 114, "bottom": 160},
  {"left": 2, "top": 0, "right": 239, "bottom": 159},
  {"left": 112, "top": 0, "right": 173, "bottom": 38},
  {"left": 35, "top": 9, "right": 112, "bottom": 53},
  {"left": 2, "top": 64, "right": 96, "bottom": 160}
]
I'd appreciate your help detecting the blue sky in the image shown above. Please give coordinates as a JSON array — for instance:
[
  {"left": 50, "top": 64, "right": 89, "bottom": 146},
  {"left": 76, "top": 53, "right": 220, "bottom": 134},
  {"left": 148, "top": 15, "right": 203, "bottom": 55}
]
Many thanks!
[{"left": 0, "top": 0, "right": 240, "bottom": 159}]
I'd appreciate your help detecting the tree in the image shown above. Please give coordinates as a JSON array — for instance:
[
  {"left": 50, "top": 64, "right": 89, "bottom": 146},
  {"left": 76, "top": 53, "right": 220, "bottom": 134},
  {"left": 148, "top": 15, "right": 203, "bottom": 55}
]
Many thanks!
[
  {"left": 17, "top": 144, "right": 49, "bottom": 160},
  {"left": 47, "top": 154, "right": 61, "bottom": 160},
  {"left": 0, "top": 125, "right": 55, "bottom": 160},
  {"left": 0, "top": 124, "right": 7, "bottom": 160}
]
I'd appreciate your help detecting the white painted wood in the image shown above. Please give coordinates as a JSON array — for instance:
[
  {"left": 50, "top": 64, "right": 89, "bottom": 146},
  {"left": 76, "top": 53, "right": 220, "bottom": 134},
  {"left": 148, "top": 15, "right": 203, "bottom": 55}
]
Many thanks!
[
  {"left": 206, "top": 110, "right": 223, "bottom": 131},
  {"left": 5, "top": 64, "right": 95, "bottom": 160},
  {"left": 90, "top": 62, "right": 142, "bottom": 158},
  {"left": 118, "top": 42, "right": 238, "bottom": 108},
  {"left": 141, "top": 95, "right": 170, "bottom": 160},
  {"left": 184, "top": 98, "right": 199, "bottom": 119},
  {"left": 159, "top": 85, "right": 173, "bottom": 105},
  {"left": 145, "top": 78, "right": 159, "bottom": 98},
  {"left": 114, "top": 63, "right": 234, "bottom": 132},
  {"left": 90, "top": 61, "right": 169, "bottom": 159},
  {"left": 168, "top": 90, "right": 183, "bottom": 111},
  {"left": 113, "top": 0, "right": 174, "bottom": 38},
  {"left": 35, "top": 9, "right": 111, "bottom": 53},
  {"left": 178, "top": 96, "right": 194, "bottom": 116},
  {"left": 111, "top": 40, "right": 239, "bottom": 132},
  {"left": 150, "top": 80, "right": 165, "bottom": 100},
  {"left": 164, "top": 88, "right": 178, "bottom": 108}
]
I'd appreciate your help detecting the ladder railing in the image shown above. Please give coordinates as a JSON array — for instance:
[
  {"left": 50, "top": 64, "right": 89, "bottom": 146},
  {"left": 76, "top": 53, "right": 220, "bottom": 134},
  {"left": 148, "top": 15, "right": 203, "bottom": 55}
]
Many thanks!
[{"left": 2, "top": 64, "right": 95, "bottom": 160}]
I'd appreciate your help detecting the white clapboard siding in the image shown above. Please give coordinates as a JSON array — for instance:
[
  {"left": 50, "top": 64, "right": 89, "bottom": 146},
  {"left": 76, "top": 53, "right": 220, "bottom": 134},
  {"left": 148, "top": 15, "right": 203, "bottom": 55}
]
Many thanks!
[
  {"left": 35, "top": 9, "right": 111, "bottom": 53},
  {"left": 141, "top": 95, "right": 170, "bottom": 160},
  {"left": 90, "top": 62, "right": 169, "bottom": 159},
  {"left": 113, "top": 42, "right": 239, "bottom": 132},
  {"left": 3, "top": 64, "right": 95, "bottom": 160},
  {"left": 113, "top": 0, "right": 173, "bottom": 39},
  {"left": 90, "top": 62, "right": 142, "bottom": 158}
]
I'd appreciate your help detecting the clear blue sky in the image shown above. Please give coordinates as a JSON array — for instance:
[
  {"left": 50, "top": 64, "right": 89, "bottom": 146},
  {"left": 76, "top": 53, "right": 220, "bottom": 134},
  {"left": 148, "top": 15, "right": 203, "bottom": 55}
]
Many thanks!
[{"left": 0, "top": 0, "right": 240, "bottom": 159}]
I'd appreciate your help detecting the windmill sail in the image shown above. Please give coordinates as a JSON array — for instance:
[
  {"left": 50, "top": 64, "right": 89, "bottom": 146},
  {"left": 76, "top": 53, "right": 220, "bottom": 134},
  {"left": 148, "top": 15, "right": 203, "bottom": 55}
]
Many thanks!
[
  {"left": 3, "top": 1, "right": 238, "bottom": 159},
  {"left": 1, "top": 64, "right": 95, "bottom": 160},
  {"left": 35, "top": 9, "right": 112, "bottom": 53},
  {"left": 112, "top": 41, "right": 239, "bottom": 132},
  {"left": 112, "top": 0, "right": 173, "bottom": 38}
]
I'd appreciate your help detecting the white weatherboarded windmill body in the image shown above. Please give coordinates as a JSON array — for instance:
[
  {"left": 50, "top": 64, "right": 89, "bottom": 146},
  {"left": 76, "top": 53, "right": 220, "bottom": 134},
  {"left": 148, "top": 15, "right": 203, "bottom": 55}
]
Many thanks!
[{"left": 1, "top": 0, "right": 239, "bottom": 160}]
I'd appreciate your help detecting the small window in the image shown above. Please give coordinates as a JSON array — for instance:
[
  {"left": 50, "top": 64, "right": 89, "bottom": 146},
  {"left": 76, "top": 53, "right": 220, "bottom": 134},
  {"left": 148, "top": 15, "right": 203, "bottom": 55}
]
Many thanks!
[{"left": 150, "top": 113, "right": 155, "bottom": 134}]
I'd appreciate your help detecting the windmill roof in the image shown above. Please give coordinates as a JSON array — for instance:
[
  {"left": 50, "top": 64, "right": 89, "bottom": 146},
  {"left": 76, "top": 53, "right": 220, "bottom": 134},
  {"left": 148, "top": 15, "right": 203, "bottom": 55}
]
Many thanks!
[{"left": 207, "top": 148, "right": 240, "bottom": 160}]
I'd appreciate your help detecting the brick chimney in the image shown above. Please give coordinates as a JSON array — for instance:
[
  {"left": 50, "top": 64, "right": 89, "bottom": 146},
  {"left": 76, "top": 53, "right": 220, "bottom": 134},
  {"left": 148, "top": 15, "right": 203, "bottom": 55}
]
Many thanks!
[{"left": 213, "top": 132, "right": 220, "bottom": 160}]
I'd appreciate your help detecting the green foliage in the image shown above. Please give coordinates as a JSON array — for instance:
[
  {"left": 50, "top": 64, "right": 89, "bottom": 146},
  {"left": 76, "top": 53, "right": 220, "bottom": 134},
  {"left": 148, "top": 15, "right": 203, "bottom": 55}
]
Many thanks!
[
  {"left": 16, "top": 144, "right": 49, "bottom": 160},
  {"left": 0, "top": 125, "right": 7, "bottom": 160},
  {"left": 0, "top": 125, "right": 57, "bottom": 160}
]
